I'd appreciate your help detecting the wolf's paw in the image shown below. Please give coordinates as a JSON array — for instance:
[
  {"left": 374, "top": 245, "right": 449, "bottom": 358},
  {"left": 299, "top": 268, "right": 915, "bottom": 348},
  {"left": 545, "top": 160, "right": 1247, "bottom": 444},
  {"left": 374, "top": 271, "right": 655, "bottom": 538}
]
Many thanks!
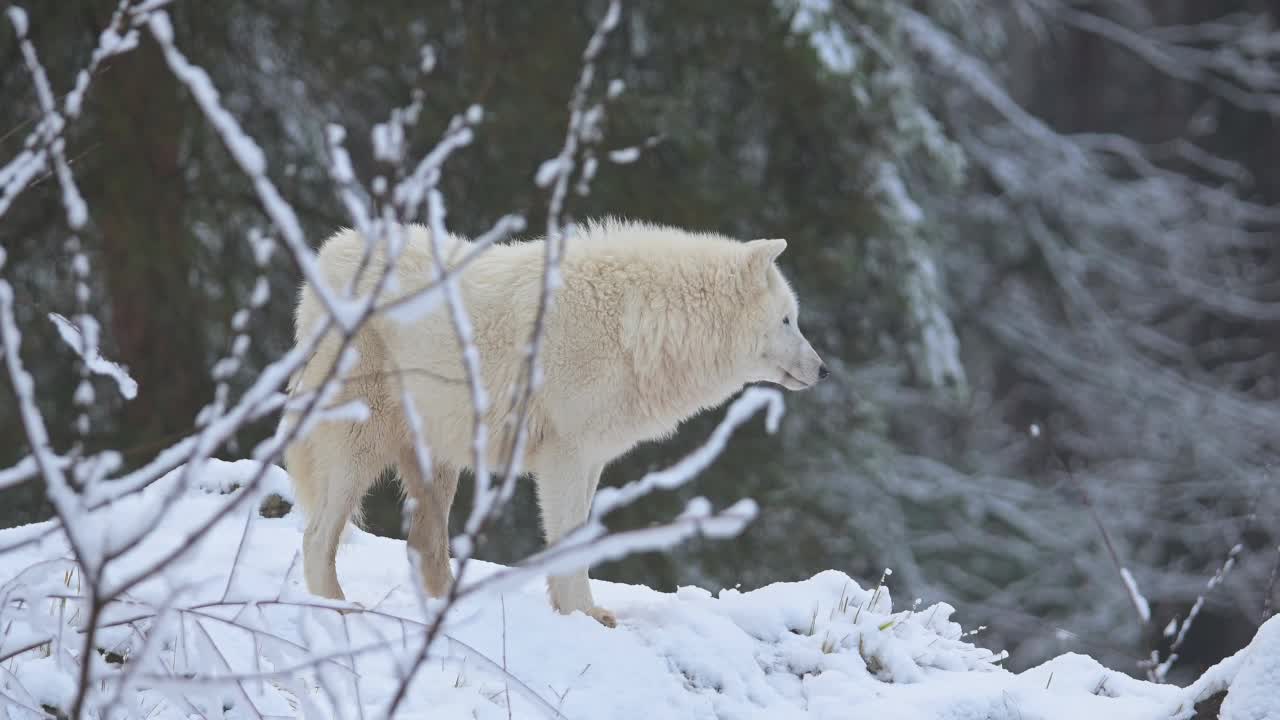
[
  {"left": 586, "top": 606, "right": 617, "bottom": 628},
  {"left": 423, "top": 573, "right": 454, "bottom": 599}
]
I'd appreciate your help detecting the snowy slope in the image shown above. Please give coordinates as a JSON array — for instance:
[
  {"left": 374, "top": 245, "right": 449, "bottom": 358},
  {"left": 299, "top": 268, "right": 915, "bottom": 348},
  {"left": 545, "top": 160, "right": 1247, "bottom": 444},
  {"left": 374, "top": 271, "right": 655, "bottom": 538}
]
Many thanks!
[{"left": 0, "top": 460, "right": 1276, "bottom": 719}]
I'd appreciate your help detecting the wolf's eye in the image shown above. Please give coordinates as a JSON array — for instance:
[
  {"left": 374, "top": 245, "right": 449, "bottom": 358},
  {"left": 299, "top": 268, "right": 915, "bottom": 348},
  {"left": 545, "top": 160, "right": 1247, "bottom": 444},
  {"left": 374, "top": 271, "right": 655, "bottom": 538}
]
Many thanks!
[{"left": 782, "top": 316, "right": 791, "bottom": 326}]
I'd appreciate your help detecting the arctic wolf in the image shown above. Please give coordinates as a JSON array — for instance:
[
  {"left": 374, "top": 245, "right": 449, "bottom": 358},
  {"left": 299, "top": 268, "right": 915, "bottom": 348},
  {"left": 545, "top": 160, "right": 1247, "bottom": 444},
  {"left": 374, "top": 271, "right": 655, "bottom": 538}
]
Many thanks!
[{"left": 283, "top": 219, "right": 827, "bottom": 626}]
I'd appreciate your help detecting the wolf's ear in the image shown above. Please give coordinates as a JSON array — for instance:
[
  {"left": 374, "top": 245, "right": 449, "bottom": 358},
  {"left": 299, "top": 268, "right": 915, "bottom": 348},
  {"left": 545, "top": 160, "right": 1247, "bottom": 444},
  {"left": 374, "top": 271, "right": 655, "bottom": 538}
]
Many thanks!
[
  {"left": 743, "top": 238, "right": 787, "bottom": 282},
  {"left": 747, "top": 238, "right": 787, "bottom": 263}
]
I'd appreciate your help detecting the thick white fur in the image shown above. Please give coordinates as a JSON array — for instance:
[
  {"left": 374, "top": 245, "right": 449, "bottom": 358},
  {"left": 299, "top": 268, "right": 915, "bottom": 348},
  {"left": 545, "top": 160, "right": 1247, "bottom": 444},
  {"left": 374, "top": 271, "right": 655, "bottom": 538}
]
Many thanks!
[{"left": 283, "top": 218, "right": 825, "bottom": 627}]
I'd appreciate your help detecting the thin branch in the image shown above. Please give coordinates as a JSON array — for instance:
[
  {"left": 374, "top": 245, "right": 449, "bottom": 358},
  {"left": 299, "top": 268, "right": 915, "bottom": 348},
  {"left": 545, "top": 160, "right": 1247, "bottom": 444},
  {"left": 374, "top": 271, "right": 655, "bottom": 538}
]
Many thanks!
[
  {"left": 1149, "top": 542, "right": 1245, "bottom": 682},
  {"left": 1263, "top": 544, "right": 1280, "bottom": 622},
  {"left": 1052, "top": 453, "right": 1150, "bottom": 626},
  {"left": 382, "top": 8, "right": 623, "bottom": 716}
]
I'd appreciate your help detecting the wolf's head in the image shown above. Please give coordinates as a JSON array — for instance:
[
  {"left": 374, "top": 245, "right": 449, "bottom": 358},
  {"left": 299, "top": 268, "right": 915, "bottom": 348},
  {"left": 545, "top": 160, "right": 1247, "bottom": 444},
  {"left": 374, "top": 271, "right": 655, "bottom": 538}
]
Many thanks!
[{"left": 733, "top": 238, "right": 828, "bottom": 391}]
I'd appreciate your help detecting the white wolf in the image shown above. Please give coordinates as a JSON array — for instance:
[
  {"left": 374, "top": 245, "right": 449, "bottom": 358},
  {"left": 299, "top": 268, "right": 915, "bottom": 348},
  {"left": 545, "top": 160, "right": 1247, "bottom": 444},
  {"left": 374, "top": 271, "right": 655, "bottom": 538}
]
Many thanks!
[{"left": 283, "top": 219, "right": 827, "bottom": 626}]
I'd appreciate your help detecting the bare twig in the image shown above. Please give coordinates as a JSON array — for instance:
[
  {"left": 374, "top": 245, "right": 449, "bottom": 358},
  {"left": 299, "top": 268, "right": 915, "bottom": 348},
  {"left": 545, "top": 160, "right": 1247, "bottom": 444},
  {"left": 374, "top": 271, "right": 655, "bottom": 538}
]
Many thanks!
[
  {"left": 1263, "top": 544, "right": 1280, "bottom": 622},
  {"left": 381, "top": 8, "right": 624, "bottom": 714},
  {"left": 1148, "top": 542, "right": 1245, "bottom": 683},
  {"left": 1053, "top": 453, "right": 1150, "bottom": 626},
  {"left": 491, "top": 0, "right": 623, "bottom": 512},
  {"left": 0, "top": 4, "right": 765, "bottom": 718}
]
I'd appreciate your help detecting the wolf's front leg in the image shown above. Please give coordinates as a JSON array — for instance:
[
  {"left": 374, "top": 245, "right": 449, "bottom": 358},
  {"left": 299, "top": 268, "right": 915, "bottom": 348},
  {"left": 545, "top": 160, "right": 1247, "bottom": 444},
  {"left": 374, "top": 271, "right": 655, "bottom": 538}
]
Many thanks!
[{"left": 534, "top": 460, "right": 615, "bottom": 627}]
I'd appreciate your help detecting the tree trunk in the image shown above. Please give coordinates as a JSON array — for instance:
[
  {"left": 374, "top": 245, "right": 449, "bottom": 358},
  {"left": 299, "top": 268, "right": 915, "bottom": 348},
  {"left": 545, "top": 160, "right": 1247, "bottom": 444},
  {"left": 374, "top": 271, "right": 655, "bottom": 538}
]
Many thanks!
[{"left": 86, "top": 18, "right": 208, "bottom": 448}]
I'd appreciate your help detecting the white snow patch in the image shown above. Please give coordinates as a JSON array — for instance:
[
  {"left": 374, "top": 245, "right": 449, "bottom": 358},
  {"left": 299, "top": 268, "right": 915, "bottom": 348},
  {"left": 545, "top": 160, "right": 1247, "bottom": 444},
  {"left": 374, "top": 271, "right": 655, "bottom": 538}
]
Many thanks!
[
  {"left": 0, "top": 460, "right": 1277, "bottom": 719},
  {"left": 150, "top": 457, "right": 295, "bottom": 501},
  {"left": 1219, "top": 616, "right": 1280, "bottom": 720}
]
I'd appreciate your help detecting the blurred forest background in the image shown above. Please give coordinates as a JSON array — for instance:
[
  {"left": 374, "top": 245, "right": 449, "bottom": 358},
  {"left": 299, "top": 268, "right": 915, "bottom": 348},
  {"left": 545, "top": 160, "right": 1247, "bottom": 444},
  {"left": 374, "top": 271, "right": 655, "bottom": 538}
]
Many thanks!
[{"left": 4, "top": 0, "right": 1280, "bottom": 683}]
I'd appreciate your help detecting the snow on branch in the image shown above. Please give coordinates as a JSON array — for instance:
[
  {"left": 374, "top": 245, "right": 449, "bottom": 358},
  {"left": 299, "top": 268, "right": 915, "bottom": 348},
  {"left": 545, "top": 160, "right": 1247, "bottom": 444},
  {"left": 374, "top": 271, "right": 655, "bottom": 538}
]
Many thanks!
[
  {"left": 489, "top": 0, "right": 624, "bottom": 521},
  {"left": 1035, "top": 0, "right": 1280, "bottom": 116},
  {"left": 465, "top": 386, "right": 782, "bottom": 598},
  {"left": 378, "top": 6, "right": 632, "bottom": 716},
  {"left": 592, "top": 387, "right": 784, "bottom": 518},
  {"left": 471, "top": 498, "right": 759, "bottom": 599},
  {"left": 2, "top": 0, "right": 136, "bottom": 222},
  {"left": 147, "top": 10, "right": 358, "bottom": 333},
  {"left": 47, "top": 312, "right": 137, "bottom": 401},
  {"left": 0, "top": 2, "right": 802, "bottom": 717},
  {"left": 7, "top": 7, "right": 87, "bottom": 230},
  {"left": 0, "top": 274, "right": 95, "bottom": 575}
]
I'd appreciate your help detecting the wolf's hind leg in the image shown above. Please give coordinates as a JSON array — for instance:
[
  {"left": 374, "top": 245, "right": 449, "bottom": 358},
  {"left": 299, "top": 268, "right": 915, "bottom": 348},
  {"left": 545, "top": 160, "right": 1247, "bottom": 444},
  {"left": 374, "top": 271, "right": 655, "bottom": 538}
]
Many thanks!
[{"left": 400, "top": 448, "right": 459, "bottom": 598}]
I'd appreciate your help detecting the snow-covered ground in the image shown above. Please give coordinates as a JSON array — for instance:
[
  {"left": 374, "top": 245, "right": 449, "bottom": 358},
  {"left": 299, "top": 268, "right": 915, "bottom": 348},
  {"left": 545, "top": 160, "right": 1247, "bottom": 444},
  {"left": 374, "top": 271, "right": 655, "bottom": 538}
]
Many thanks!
[{"left": 0, "top": 460, "right": 1276, "bottom": 719}]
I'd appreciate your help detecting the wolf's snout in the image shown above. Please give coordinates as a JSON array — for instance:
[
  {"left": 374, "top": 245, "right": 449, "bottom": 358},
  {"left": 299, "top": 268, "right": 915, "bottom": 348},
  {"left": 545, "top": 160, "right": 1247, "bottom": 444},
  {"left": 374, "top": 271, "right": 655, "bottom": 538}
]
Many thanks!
[{"left": 819, "top": 364, "right": 830, "bottom": 380}]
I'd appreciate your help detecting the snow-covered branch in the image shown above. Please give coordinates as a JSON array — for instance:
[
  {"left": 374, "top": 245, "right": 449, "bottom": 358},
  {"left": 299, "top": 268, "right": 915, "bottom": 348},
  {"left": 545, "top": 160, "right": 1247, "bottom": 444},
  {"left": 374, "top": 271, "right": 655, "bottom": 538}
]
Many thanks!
[{"left": 0, "top": 2, "right": 762, "bottom": 717}]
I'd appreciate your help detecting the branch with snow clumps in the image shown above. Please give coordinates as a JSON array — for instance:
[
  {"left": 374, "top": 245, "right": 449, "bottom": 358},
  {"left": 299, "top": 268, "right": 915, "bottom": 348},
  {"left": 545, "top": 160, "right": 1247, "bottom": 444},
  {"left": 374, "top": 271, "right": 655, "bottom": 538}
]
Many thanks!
[{"left": 0, "top": 2, "right": 777, "bottom": 718}]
